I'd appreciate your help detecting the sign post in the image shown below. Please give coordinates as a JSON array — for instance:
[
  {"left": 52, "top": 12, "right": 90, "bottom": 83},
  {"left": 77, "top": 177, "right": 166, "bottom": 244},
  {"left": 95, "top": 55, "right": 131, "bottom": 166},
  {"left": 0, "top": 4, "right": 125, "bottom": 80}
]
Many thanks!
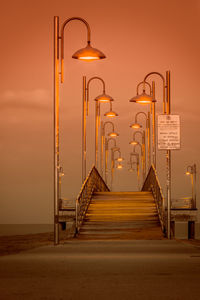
[{"left": 158, "top": 114, "right": 181, "bottom": 238}]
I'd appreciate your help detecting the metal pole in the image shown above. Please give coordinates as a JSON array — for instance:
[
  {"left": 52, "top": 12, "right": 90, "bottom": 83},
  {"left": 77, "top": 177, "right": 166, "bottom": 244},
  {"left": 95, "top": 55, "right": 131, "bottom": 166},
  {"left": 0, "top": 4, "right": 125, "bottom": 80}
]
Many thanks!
[
  {"left": 152, "top": 81, "right": 156, "bottom": 167},
  {"left": 194, "top": 164, "right": 196, "bottom": 209},
  {"left": 95, "top": 101, "right": 99, "bottom": 167},
  {"left": 147, "top": 111, "right": 151, "bottom": 169},
  {"left": 82, "top": 76, "right": 87, "bottom": 182},
  {"left": 105, "top": 138, "right": 108, "bottom": 184},
  {"left": 100, "top": 121, "right": 104, "bottom": 177},
  {"left": 166, "top": 70, "right": 171, "bottom": 239},
  {"left": 54, "top": 16, "right": 60, "bottom": 245}
]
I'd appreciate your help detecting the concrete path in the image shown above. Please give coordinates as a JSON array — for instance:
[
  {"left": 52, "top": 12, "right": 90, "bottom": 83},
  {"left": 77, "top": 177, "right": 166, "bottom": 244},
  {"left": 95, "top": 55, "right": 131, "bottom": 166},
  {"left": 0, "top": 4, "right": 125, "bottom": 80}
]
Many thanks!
[{"left": 1, "top": 239, "right": 200, "bottom": 299}]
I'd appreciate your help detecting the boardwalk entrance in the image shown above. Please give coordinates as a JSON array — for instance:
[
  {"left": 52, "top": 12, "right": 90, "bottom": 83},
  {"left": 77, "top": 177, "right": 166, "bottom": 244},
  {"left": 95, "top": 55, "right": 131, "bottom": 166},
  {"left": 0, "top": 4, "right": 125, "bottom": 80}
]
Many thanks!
[{"left": 77, "top": 191, "right": 163, "bottom": 240}]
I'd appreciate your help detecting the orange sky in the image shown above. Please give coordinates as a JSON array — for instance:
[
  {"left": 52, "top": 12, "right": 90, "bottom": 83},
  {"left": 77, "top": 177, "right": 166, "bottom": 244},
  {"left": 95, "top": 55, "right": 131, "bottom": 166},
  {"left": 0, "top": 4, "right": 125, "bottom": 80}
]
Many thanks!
[{"left": 0, "top": 0, "right": 200, "bottom": 223}]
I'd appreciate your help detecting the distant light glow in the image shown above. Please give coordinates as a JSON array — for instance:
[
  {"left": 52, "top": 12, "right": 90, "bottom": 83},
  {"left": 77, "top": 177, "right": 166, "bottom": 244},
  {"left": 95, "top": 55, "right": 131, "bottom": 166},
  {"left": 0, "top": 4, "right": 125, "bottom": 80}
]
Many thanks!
[
  {"left": 117, "top": 164, "right": 123, "bottom": 169},
  {"left": 186, "top": 171, "right": 191, "bottom": 175},
  {"left": 108, "top": 132, "right": 119, "bottom": 137},
  {"left": 117, "top": 157, "right": 123, "bottom": 162},
  {"left": 130, "top": 123, "right": 142, "bottom": 129},
  {"left": 129, "top": 141, "right": 138, "bottom": 145},
  {"left": 104, "top": 111, "right": 118, "bottom": 117}
]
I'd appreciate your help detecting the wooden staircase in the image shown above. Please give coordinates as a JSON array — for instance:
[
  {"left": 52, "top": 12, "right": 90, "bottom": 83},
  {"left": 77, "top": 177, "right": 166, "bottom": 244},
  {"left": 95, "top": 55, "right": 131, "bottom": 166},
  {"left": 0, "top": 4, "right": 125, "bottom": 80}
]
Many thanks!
[{"left": 77, "top": 191, "right": 164, "bottom": 240}]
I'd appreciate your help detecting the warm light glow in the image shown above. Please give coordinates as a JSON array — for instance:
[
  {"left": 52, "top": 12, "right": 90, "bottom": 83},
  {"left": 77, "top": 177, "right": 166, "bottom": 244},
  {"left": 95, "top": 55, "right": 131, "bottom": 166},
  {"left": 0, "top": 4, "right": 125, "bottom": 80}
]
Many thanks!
[
  {"left": 129, "top": 141, "right": 138, "bottom": 145},
  {"left": 95, "top": 93, "right": 114, "bottom": 103},
  {"left": 104, "top": 110, "right": 118, "bottom": 117},
  {"left": 117, "top": 157, "right": 123, "bottom": 162},
  {"left": 78, "top": 56, "right": 100, "bottom": 60},
  {"left": 72, "top": 43, "right": 106, "bottom": 60},
  {"left": 186, "top": 171, "right": 191, "bottom": 175},
  {"left": 129, "top": 92, "right": 155, "bottom": 105},
  {"left": 130, "top": 123, "right": 142, "bottom": 129},
  {"left": 117, "top": 164, "right": 123, "bottom": 169},
  {"left": 108, "top": 131, "right": 119, "bottom": 137}
]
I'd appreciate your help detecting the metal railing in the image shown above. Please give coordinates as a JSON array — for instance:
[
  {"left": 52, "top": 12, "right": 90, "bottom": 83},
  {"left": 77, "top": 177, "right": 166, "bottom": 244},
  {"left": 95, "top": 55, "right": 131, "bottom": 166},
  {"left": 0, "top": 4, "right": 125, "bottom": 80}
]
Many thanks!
[
  {"left": 76, "top": 165, "right": 109, "bottom": 233},
  {"left": 142, "top": 164, "right": 166, "bottom": 233}
]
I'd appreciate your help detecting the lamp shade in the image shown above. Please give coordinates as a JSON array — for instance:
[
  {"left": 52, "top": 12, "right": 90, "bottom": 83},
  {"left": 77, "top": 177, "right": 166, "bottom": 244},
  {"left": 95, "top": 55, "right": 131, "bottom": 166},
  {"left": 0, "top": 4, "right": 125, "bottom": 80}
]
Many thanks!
[
  {"left": 104, "top": 110, "right": 118, "bottom": 117},
  {"left": 129, "top": 141, "right": 138, "bottom": 145},
  {"left": 130, "top": 123, "right": 142, "bottom": 129},
  {"left": 129, "top": 92, "right": 156, "bottom": 104},
  {"left": 108, "top": 131, "right": 119, "bottom": 137},
  {"left": 72, "top": 42, "right": 106, "bottom": 60},
  {"left": 116, "top": 157, "right": 124, "bottom": 162},
  {"left": 117, "top": 164, "right": 123, "bottom": 169},
  {"left": 95, "top": 93, "right": 114, "bottom": 103}
]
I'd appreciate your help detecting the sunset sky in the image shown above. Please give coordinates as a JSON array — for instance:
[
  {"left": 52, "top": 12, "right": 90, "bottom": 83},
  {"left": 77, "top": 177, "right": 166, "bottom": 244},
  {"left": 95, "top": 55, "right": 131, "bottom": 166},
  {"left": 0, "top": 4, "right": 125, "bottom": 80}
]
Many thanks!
[{"left": 1, "top": 0, "right": 200, "bottom": 224}]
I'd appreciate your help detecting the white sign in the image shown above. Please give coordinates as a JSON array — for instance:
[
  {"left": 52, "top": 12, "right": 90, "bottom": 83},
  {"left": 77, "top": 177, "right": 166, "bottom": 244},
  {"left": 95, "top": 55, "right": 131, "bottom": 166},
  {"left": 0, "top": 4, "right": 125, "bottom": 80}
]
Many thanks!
[{"left": 157, "top": 115, "right": 180, "bottom": 150}]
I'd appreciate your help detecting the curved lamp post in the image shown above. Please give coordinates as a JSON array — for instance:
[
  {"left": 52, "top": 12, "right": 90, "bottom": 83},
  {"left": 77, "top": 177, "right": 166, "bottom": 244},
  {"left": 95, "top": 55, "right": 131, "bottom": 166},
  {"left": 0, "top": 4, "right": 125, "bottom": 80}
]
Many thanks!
[
  {"left": 104, "top": 138, "right": 118, "bottom": 185},
  {"left": 130, "top": 111, "right": 151, "bottom": 170},
  {"left": 131, "top": 71, "right": 171, "bottom": 238},
  {"left": 129, "top": 131, "right": 146, "bottom": 178},
  {"left": 101, "top": 121, "right": 119, "bottom": 177},
  {"left": 132, "top": 143, "right": 145, "bottom": 185},
  {"left": 54, "top": 16, "right": 106, "bottom": 245},
  {"left": 111, "top": 147, "right": 121, "bottom": 190},
  {"left": 82, "top": 76, "right": 114, "bottom": 181},
  {"left": 130, "top": 81, "right": 156, "bottom": 167},
  {"left": 130, "top": 152, "right": 140, "bottom": 189},
  {"left": 186, "top": 164, "right": 196, "bottom": 209}
]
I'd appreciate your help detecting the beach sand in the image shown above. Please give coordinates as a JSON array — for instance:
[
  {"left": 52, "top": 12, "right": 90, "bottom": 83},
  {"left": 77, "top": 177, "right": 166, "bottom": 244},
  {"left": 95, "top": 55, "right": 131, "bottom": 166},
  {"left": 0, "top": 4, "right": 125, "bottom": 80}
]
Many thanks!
[{"left": 0, "top": 224, "right": 76, "bottom": 256}]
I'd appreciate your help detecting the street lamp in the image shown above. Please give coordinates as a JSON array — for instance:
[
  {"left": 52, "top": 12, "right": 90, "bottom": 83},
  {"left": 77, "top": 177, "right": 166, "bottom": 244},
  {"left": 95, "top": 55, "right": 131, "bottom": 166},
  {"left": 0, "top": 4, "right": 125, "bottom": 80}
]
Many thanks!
[
  {"left": 101, "top": 121, "right": 119, "bottom": 177},
  {"left": 130, "top": 111, "right": 151, "bottom": 170},
  {"left": 132, "top": 143, "right": 145, "bottom": 185},
  {"left": 111, "top": 147, "right": 121, "bottom": 190},
  {"left": 53, "top": 16, "right": 106, "bottom": 245},
  {"left": 185, "top": 164, "right": 196, "bottom": 209},
  {"left": 129, "top": 131, "right": 146, "bottom": 178},
  {"left": 82, "top": 76, "right": 114, "bottom": 181},
  {"left": 131, "top": 71, "right": 171, "bottom": 238},
  {"left": 104, "top": 138, "right": 118, "bottom": 185},
  {"left": 129, "top": 153, "right": 140, "bottom": 189}
]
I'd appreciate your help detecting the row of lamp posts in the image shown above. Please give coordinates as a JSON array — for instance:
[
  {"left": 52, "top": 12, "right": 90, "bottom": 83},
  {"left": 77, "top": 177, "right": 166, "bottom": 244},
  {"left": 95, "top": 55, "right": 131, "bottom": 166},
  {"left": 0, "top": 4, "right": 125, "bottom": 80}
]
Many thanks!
[
  {"left": 54, "top": 16, "right": 122, "bottom": 244},
  {"left": 53, "top": 15, "right": 196, "bottom": 244}
]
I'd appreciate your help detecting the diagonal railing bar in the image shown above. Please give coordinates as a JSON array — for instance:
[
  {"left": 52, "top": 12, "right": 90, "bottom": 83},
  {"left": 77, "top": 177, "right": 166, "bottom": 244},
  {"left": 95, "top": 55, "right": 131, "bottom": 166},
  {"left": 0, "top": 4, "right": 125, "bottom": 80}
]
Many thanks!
[
  {"left": 76, "top": 165, "right": 110, "bottom": 234},
  {"left": 142, "top": 164, "right": 166, "bottom": 234}
]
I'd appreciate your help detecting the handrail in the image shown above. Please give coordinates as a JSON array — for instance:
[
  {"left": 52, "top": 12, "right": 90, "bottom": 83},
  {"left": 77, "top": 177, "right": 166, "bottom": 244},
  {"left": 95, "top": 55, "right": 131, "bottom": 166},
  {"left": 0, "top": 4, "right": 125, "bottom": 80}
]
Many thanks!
[
  {"left": 142, "top": 164, "right": 166, "bottom": 234},
  {"left": 76, "top": 165, "right": 109, "bottom": 233}
]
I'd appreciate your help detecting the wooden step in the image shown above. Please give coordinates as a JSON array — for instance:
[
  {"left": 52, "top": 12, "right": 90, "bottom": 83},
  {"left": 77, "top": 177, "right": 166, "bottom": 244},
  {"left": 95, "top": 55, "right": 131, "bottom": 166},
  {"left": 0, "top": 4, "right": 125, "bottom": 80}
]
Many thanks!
[{"left": 77, "top": 191, "right": 163, "bottom": 240}]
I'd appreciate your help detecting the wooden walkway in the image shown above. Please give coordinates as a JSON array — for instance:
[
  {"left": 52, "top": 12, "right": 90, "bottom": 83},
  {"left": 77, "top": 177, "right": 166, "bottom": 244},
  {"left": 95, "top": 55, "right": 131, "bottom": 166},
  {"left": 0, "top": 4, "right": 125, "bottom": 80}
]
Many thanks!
[{"left": 77, "top": 191, "right": 164, "bottom": 240}]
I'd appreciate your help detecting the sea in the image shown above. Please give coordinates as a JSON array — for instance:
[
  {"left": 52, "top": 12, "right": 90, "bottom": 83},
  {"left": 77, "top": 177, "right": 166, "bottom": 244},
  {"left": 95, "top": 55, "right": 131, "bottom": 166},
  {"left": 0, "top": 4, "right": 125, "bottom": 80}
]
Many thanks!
[{"left": 0, "top": 224, "right": 54, "bottom": 236}]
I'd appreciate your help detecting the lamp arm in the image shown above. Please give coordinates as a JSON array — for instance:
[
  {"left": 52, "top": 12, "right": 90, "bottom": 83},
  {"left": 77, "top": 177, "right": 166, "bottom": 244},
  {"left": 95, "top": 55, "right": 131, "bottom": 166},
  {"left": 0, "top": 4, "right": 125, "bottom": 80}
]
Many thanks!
[
  {"left": 60, "top": 17, "right": 91, "bottom": 83},
  {"left": 103, "top": 121, "right": 115, "bottom": 132},
  {"left": 135, "top": 111, "right": 148, "bottom": 123},
  {"left": 144, "top": 71, "right": 166, "bottom": 114},
  {"left": 133, "top": 130, "right": 144, "bottom": 141},
  {"left": 86, "top": 76, "right": 106, "bottom": 115},
  {"left": 136, "top": 81, "right": 152, "bottom": 95},
  {"left": 107, "top": 137, "right": 117, "bottom": 149}
]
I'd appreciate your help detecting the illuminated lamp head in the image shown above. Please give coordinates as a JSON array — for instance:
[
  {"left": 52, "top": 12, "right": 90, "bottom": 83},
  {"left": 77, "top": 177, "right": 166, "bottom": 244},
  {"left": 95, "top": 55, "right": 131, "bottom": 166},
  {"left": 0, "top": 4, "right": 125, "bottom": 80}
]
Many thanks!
[
  {"left": 129, "top": 140, "right": 138, "bottom": 146},
  {"left": 117, "top": 164, "right": 123, "bottom": 169},
  {"left": 130, "top": 123, "right": 142, "bottom": 129},
  {"left": 129, "top": 92, "right": 156, "bottom": 105},
  {"left": 72, "top": 42, "right": 106, "bottom": 61},
  {"left": 104, "top": 110, "right": 118, "bottom": 117},
  {"left": 108, "top": 131, "right": 119, "bottom": 137},
  {"left": 95, "top": 93, "right": 114, "bottom": 103}
]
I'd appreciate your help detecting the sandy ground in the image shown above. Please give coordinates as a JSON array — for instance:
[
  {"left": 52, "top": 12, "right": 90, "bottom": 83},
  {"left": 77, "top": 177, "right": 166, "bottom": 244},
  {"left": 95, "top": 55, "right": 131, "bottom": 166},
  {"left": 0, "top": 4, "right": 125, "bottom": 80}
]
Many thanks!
[{"left": 0, "top": 225, "right": 75, "bottom": 256}]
